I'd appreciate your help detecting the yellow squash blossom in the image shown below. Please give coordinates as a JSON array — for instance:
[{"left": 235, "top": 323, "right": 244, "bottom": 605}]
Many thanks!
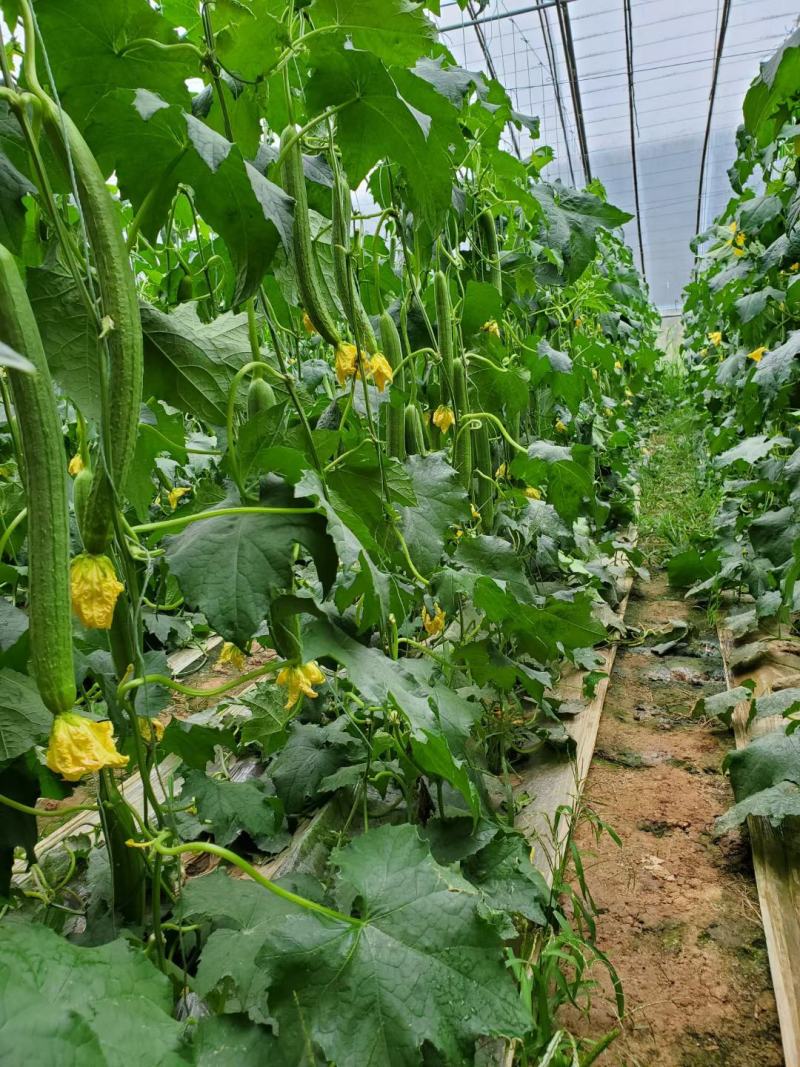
[
  {"left": 369, "top": 353, "right": 394, "bottom": 392},
  {"left": 555, "top": 419, "right": 567, "bottom": 434},
  {"left": 574, "top": 316, "right": 583, "bottom": 328},
  {"left": 524, "top": 486, "right": 542, "bottom": 500},
  {"left": 218, "top": 641, "right": 246, "bottom": 671},
  {"left": 470, "top": 503, "right": 481, "bottom": 520},
  {"left": 480, "top": 319, "right": 501, "bottom": 337},
  {"left": 495, "top": 462, "right": 507, "bottom": 479},
  {"left": 732, "top": 247, "right": 745, "bottom": 257},
  {"left": 71, "top": 553, "right": 124, "bottom": 630},
  {"left": 747, "top": 346, "right": 767, "bottom": 363},
  {"left": 276, "top": 660, "right": 325, "bottom": 709},
  {"left": 708, "top": 331, "right": 722, "bottom": 346},
  {"left": 302, "top": 311, "right": 317, "bottom": 335},
  {"left": 335, "top": 342, "right": 359, "bottom": 386},
  {"left": 735, "top": 230, "right": 746, "bottom": 247},
  {"left": 46, "top": 712, "right": 128, "bottom": 781},
  {"left": 624, "top": 388, "right": 634, "bottom": 398},
  {"left": 614, "top": 360, "right": 622, "bottom": 370},
  {"left": 168, "top": 486, "right": 191, "bottom": 510},
  {"left": 791, "top": 263, "right": 800, "bottom": 272},
  {"left": 68, "top": 454, "right": 84, "bottom": 476},
  {"left": 422, "top": 603, "right": 446, "bottom": 637},
  {"left": 728, "top": 220, "right": 738, "bottom": 233},
  {"left": 139, "top": 717, "right": 166, "bottom": 743},
  {"left": 432, "top": 405, "right": 455, "bottom": 434}
]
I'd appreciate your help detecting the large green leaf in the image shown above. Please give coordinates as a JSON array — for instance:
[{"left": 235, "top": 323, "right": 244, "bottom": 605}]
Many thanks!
[
  {"left": 399, "top": 452, "right": 469, "bottom": 574},
  {"left": 189, "top": 825, "right": 528, "bottom": 1064},
  {"left": 0, "top": 922, "right": 186, "bottom": 1065},
  {"left": 308, "top": 0, "right": 435, "bottom": 65},
  {"left": 0, "top": 668, "right": 52, "bottom": 763},
  {"left": 306, "top": 48, "right": 454, "bottom": 229},
  {"left": 35, "top": 0, "right": 194, "bottom": 132},
  {"left": 141, "top": 302, "right": 254, "bottom": 425},
  {"left": 531, "top": 182, "right": 632, "bottom": 283},
  {"left": 179, "top": 769, "right": 285, "bottom": 848},
  {"left": 164, "top": 490, "right": 336, "bottom": 646},
  {"left": 744, "top": 29, "right": 800, "bottom": 144},
  {"left": 89, "top": 89, "right": 293, "bottom": 301},
  {"left": 473, "top": 578, "right": 605, "bottom": 663}
]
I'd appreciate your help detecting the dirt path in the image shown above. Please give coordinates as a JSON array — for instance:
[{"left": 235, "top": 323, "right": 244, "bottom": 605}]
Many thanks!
[{"left": 565, "top": 574, "right": 784, "bottom": 1066}]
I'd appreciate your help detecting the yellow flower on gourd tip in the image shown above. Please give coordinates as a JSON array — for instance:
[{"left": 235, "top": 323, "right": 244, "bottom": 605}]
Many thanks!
[
  {"left": 334, "top": 343, "right": 359, "bottom": 386},
  {"left": 46, "top": 712, "right": 128, "bottom": 782},
  {"left": 470, "top": 503, "right": 480, "bottom": 520},
  {"left": 708, "top": 331, "right": 722, "bottom": 346},
  {"left": 422, "top": 603, "right": 446, "bottom": 637},
  {"left": 369, "top": 353, "right": 394, "bottom": 392},
  {"left": 555, "top": 419, "right": 567, "bottom": 434},
  {"left": 218, "top": 641, "right": 246, "bottom": 671},
  {"left": 524, "top": 486, "right": 542, "bottom": 500},
  {"left": 495, "top": 462, "right": 507, "bottom": 479},
  {"left": 168, "top": 486, "right": 190, "bottom": 510},
  {"left": 70, "top": 553, "right": 124, "bottom": 630},
  {"left": 432, "top": 405, "right": 455, "bottom": 434},
  {"left": 276, "top": 660, "right": 325, "bottom": 710},
  {"left": 138, "top": 717, "right": 166, "bottom": 743},
  {"left": 302, "top": 311, "right": 317, "bottom": 335},
  {"left": 68, "top": 454, "right": 84, "bottom": 476},
  {"left": 733, "top": 247, "right": 745, "bottom": 258},
  {"left": 480, "top": 320, "right": 500, "bottom": 337},
  {"left": 735, "top": 231, "right": 746, "bottom": 247},
  {"left": 747, "top": 346, "right": 767, "bottom": 363},
  {"left": 791, "top": 263, "right": 800, "bottom": 272}
]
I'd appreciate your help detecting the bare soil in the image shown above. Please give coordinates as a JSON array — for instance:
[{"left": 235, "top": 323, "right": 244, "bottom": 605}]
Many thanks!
[{"left": 564, "top": 575, "right": 783, "bottom": 1066}]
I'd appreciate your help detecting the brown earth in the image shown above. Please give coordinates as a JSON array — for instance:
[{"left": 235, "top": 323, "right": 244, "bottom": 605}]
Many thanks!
[{"left": 563, "top": 575, "right": 784, "bottom": 1066}]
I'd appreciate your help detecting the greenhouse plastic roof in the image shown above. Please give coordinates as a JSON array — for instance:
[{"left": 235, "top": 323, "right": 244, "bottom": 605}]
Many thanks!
[{"left": 436, "top": 0, "right": 800, "bottom": 311}]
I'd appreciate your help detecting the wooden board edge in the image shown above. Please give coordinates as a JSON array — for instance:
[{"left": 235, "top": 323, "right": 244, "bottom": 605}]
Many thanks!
[{"left": 717, "top": 621, "right": 800, "bottom": 1067}]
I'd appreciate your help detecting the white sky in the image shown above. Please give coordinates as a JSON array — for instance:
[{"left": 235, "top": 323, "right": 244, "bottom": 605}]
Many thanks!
[{"left": 436, "top": 0, "right": 800, "bottom": 310}]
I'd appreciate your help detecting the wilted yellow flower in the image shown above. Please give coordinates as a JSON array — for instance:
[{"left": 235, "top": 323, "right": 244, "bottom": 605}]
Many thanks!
[
  {"left": 68, "top": 454, "right": 84, "bottom": 476},
  {"left": 574, "top": 316, "right": 583, "bottom": 328},
  {"left": 699, "top": 347, "right": 708, "bottom": 356},
  {"left": 791, "top": 263, "right": 799, "bottom": 272},
  {"left": 708, "top": 331, "right": 722, "bottom": 346},
  {"left": 728, "top": 221, "right": 738, "bottom": 233},
  {"left": 735, "top": 231, "right": 746, "bottom": 247},
  {"left": 733, "top": 247, "right": 745, "bottom": 257},
  {"left": 369, "top": 353, "right": 394, "bottom": 392},
  {"left": 470, "top": 503, "right": 480, "bottom": 520},
  {"left": 302, "top": 311, "right": 317, "bottom": 335},
  {"left": 432, "top": 405, "right": 455, "bottom": 434},
  {"left": 480, "top": 320, "right": 500, "bottom": 337},
  {"left": 624, "top": 388, "right": 634, "bottom": 398},
  {"left": 524, "top": 486, "right": 542, "bottom": 500},
  {"left": 70, "top": 553, "right": 124, "bottom": 630},
  {"left": 495, "top": 462, "right": 507, "bottom": 479},
  {"left": 276, "top": 660, "right": 325, "bottom": 709},
  {"left": 218, "top": 641, "right": 246, "bottom": 671},
  {"left": 614, "top": 360, "right": 622, "bottom": 370},
  {"left": 591, "top": 367, "right": 598, "bottom": 380},
  {"left": 454, "top": 527, "right": 464, "bottom": 539},
  {"left": 555, "top": 419, "right": 567, "bottom": 434},
  {"left": 168, "top": 486, "right": 191, "bottom": 510},
  {"left": 422, "top": 603, "right": 446, "bottom": 637},
  {"left": 747, "top": 346, "right": 767, "bottom": 363},
  {"left": 138, "top": 717, "right": 166, "bottom": 743},
  {"left": 335, "top": 343, "right": 360, "bottom": 386},
  {"left": 46, "top": 712, "right": 129, "bottom": 782}
]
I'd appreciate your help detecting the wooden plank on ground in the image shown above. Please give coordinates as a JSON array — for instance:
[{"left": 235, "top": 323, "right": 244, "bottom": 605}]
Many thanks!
[
  {"left": 513, "top": 571, "right": 635, "bottom": 882},
  {"left": 718, "top": 620, "right": 800, "bottom": 1067}
]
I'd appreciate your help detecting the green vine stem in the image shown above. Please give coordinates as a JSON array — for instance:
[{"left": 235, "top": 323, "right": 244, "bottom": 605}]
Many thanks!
[
  {"left": 0, "top": 793, "right": 98, "bottom": 818},
  {"left": 116, "top": 656, "right": 285, "bottom": 705},
  {"left": 131, "top": 505, "right": 320, "bottom": 538},
  {"left": 136, "top": 833, "right": 363, "bottom": 927}
]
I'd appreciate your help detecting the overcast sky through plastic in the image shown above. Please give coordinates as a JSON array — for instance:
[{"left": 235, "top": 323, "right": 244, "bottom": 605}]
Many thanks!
[{"left": 436, "top": 0, "right": 799, "bottom": 312}]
